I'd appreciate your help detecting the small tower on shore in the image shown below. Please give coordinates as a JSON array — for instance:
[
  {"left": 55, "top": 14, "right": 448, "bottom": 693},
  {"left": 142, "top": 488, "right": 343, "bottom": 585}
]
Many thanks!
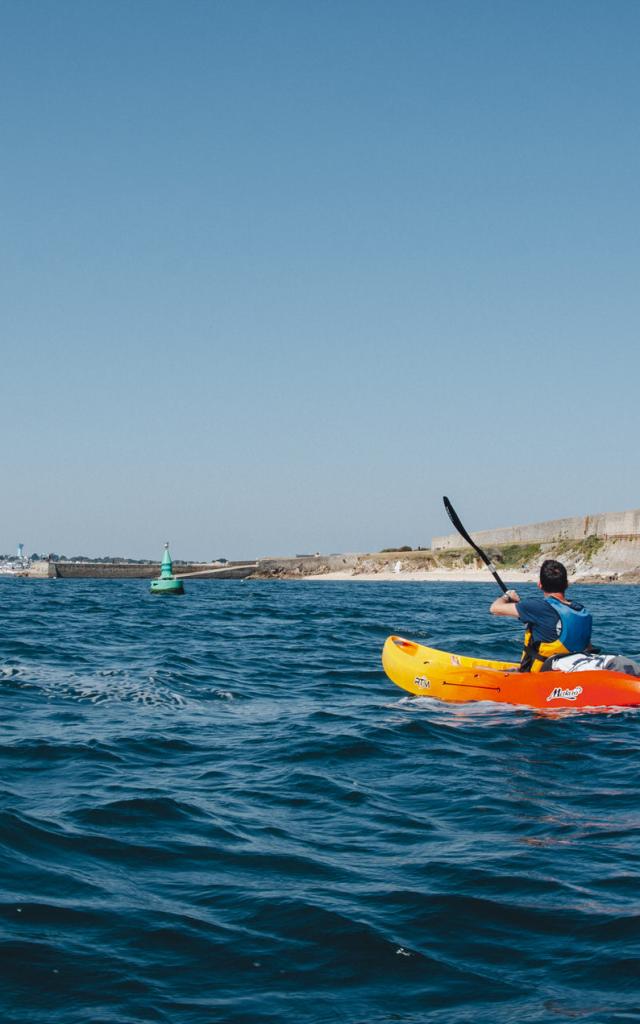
[{"left": 150, "top": 543, "right": 185, "bottom": 595}]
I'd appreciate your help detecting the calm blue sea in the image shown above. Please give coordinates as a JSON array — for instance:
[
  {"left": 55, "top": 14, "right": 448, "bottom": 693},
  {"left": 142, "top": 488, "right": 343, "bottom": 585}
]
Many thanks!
[{"left": 1, "top": 578, "right": 640, "bottom": 1024}]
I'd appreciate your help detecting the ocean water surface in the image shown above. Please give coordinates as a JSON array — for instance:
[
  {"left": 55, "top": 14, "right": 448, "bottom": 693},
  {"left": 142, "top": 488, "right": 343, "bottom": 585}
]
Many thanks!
[{"left": 1, "top": 578, "right": 640, "bottom": 1024}]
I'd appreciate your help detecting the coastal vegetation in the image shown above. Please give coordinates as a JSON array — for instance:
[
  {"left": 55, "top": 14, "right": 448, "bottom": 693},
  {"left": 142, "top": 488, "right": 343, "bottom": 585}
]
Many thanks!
[
  {"left": 495, "top": 543, "right": 542, "bottom": 568},
  {"left": 551, "top": 535, "right": 606, "bottom": 560}
]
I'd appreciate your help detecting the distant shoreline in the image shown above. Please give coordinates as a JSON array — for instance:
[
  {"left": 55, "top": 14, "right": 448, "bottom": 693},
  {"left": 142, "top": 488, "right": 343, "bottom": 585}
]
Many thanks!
[
  {"left": 15, "top": 541, "right": 640, "bottom": 585},
  {"left": 255, "top": 538, "right": 640, "bottom": 585}
]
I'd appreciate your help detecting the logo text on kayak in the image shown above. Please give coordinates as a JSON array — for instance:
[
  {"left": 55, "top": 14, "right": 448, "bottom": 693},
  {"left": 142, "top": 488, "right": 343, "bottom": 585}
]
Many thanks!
[
  {"left": 546, "top": 685, "right": 583, "bottom": 702},
  {"left": 413, "top": 676, "right": 431, "bottom": 689}
]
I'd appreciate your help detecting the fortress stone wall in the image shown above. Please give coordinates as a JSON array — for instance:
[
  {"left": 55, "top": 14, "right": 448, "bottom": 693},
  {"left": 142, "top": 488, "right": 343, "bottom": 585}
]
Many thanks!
[{"left": 432, "top": 509, "right": 640, "bottom": 551}]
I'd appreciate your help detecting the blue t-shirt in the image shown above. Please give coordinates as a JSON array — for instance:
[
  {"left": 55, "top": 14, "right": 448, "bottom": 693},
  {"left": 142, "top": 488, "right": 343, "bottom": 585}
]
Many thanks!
[{"left": 516, "top": 597, "right": 561, "bottom": 643}]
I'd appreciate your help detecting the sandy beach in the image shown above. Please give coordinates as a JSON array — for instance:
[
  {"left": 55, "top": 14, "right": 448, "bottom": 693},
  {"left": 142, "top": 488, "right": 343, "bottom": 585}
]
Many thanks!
[{"left": 305, "top": 567, "right": 539, "bottom": 583}]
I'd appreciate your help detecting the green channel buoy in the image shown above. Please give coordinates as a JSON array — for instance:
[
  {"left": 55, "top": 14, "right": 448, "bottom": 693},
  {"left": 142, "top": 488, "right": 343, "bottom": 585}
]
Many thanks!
[{"left": 150, "top": 542, "right": 185, "bottom": 595}]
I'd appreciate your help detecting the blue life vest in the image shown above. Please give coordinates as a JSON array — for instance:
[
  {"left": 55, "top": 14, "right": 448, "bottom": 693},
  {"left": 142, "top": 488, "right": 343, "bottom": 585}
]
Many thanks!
[
  {"left": 544, "top": 596, "right": 593, "bottom": 652},
  {"left": 521, "top": 596, "right": 592, "bottom": 672}
]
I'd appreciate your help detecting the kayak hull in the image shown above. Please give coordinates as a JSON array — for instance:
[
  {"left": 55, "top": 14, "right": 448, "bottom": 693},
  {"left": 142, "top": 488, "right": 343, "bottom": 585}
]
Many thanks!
[{"left": 382, "top": 636, "right": 640, "bottom": 709}]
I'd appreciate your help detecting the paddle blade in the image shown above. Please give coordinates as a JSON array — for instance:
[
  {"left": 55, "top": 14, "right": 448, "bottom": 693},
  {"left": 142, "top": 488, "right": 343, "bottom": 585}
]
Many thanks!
[
  {"left": 443, "top": 495, "right": 462, "bottom": 532},
  {"left": 443, "top": 496, "right": 472, "bottom": 545},
  {"left": 442, "top": 495, "right": 508, "bottom": 594}
]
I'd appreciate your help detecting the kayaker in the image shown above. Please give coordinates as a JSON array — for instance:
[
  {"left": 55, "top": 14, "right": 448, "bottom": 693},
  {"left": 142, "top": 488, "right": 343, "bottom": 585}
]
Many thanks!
[{"left": 489, "top": 559, "right": 592, "bottom": 672}]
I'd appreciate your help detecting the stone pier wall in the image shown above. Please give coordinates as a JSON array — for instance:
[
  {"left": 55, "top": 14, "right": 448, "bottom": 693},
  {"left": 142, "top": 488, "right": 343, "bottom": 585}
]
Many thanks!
[{"left": 28, "top": 561, "right": 252, "bottom": 579}]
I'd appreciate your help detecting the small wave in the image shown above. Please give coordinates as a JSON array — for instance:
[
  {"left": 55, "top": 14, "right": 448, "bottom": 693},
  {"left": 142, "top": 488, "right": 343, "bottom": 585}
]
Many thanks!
[{"left": 0, "top": 662, "right": 189, "bottom": 708}]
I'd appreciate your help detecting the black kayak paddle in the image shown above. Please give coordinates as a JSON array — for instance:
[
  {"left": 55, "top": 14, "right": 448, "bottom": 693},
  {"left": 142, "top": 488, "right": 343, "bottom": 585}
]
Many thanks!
[{"left": 442, "top": 496, "right": 509, "bottom": 596}]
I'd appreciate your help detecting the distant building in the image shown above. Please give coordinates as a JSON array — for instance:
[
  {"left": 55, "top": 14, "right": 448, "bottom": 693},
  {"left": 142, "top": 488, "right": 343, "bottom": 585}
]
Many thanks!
[{"left": 17, "top": 543, "right": 24, "bottom": 559}]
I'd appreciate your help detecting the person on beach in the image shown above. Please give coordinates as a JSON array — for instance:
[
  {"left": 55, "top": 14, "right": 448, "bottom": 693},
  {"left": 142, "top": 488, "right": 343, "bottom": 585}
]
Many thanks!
[{"left": 490, "top": 559, "right": 592, "bottom": 672}]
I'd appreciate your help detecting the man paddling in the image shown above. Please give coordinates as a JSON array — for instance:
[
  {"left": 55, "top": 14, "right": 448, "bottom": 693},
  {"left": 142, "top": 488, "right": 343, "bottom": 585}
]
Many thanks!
[{"left": 490, "top": 559, "right": 592, "bottom": 672}]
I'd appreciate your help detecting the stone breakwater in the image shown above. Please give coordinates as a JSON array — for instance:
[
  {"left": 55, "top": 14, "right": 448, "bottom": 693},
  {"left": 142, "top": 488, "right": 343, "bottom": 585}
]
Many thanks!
[
  {"left": 25, "top": 561, "right": 256, "bottom": 580},
  {"left": 256, "top": 555, "right": 361, "bottom": 578}
]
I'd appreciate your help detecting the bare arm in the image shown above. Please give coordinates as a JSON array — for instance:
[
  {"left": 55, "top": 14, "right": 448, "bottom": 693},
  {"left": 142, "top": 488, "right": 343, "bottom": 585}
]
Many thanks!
[{"left": 490, "top": 590, "right": 521, "bottom": 618}]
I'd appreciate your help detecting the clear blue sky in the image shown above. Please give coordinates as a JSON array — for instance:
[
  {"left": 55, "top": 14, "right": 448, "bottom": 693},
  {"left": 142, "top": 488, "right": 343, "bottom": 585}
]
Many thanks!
[{"left": 2, "top": 0, "right": 639, "bottom": 559}]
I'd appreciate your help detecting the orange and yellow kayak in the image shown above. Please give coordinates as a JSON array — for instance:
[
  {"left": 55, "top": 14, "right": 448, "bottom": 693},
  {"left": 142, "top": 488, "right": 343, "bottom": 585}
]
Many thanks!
[{"left": 382, "top": 636, "right": 640, "bottom": 709}]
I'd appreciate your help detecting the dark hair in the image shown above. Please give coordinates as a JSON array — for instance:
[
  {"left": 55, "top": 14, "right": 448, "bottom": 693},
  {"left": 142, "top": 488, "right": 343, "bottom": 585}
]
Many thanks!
[{"left": 540, "top": 559, "right": 568, "bottom": 594}]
